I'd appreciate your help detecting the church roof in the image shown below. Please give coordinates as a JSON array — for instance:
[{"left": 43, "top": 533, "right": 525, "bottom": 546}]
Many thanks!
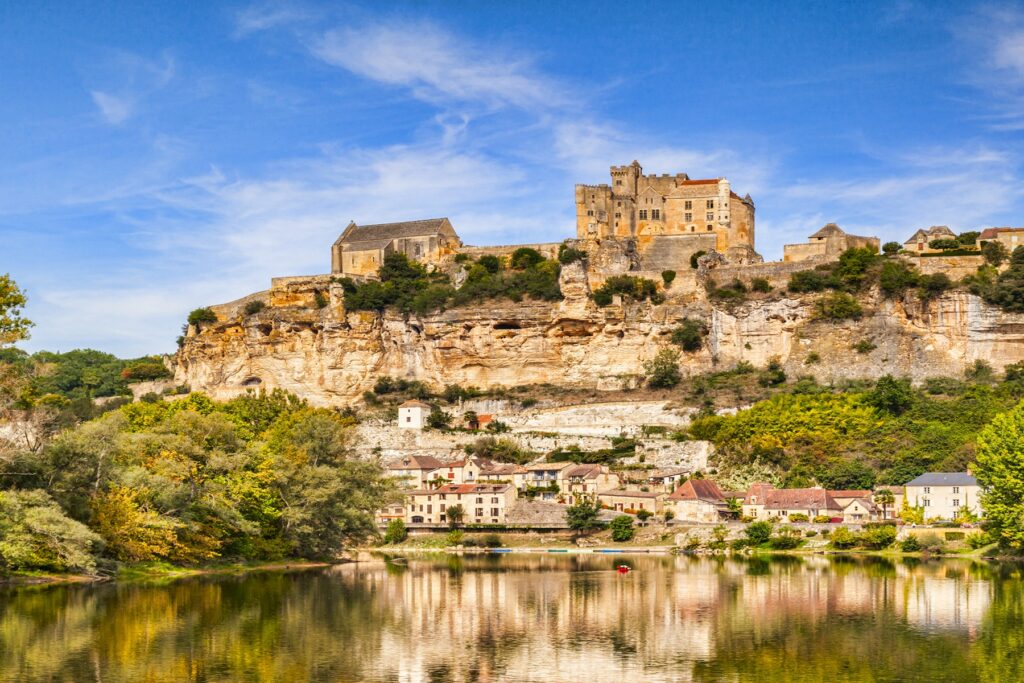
[
  {"left": 810, "top": 223, "right": 845, "bottom": 238},
  {"left": 342, "top": 238, "right": 393, "bottom": 252},
  {"left": 338, "top": 218, "right": 450, "bottom": 245}
]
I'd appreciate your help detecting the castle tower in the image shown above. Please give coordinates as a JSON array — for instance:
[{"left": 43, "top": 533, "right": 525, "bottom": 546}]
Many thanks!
[{"left": 610, "top": 160, "right": 641, "bottom": 199}]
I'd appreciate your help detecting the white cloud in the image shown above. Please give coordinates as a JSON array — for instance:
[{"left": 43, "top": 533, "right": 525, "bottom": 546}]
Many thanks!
[
  {"left": 86, "top": 51, "right": 176, "bottom": 125},
  {"left": 233, "top": 3, "right": 313, "bottom": 36},
  {"left": 90, "top": 91, "right": 133, "bottom": 125}
]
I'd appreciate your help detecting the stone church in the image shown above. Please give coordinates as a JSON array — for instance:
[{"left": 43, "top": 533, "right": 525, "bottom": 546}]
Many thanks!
[{"left": 331, "top": 218, "right": 461, "bottom": 277}]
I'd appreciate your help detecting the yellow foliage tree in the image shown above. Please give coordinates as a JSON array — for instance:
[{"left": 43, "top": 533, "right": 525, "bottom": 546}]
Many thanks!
[{"left": 91, "top": 486, "right": 178, "bottom": 562}]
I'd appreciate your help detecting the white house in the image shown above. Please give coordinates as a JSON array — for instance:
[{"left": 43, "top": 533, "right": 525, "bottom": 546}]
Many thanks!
[
  {"left": 398, "top": 400, "right": 431, "bottom": 430},
  {"left": 904, "top": 472, "right": 982, "bottom": 521}
]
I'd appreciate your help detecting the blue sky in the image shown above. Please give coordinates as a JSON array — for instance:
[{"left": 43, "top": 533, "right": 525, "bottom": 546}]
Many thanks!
[{"left": 3, "top": 1, "right": 1023, "bottom": 356}]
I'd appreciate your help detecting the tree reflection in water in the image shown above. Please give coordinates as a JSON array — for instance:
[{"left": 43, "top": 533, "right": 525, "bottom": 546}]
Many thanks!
[{"left": 0, "top": 555, "right": 1019, "bottom": 682}]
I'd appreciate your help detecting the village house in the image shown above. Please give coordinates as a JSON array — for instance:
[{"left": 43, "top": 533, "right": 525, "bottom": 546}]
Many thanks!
[
  {"left": 404, "top": 483, "right": 517, "bottom": 526},
  {"left": 741, "top": 482, "right": 774, "bottom": 519},
  {"left": 783, "top": 223, "right": 880, "bottom": 263},
  {"left": 525, "top": 462, "right": 575, "bottom": 501},
  {"left": 563, "top": 464, "right": 620, "bottom": 505},
  {"left": 904, "top": 473, "right": 981, "bottom": 521},
  {"left": 386, "top": 455, "right": 445, "bottom": 488},
  {"left": 646, "top": 468, "right": 690, "bottom": 492},
  {"left": 666, "top": 479, "right": 727, "bottom": 523},
  {"left": 431, "top": 457, "right": 487, "bottom": 485},
  {"left": 331, "top": 217, "right": 461, "bottom": 277},
  {"left": 978, "top": 227, "right": 1024, "bottom": 255},
  {"left": 478, "top": 462, "right": 529, "bottom": 489},
  {"left": 903, "top": 225, "right": 957, "bottom": 253},
  {"left": 598, "top": 490, "right": 664, "bottom": 515},
  {"left": 742, "top": 484, "right": 842, "bottom": 521},
  {"left": 398, "top": 400, "right": 431, "bottom": 430},
  {"left": 840, "top": 497, "right": 878, "bottom": 522}
]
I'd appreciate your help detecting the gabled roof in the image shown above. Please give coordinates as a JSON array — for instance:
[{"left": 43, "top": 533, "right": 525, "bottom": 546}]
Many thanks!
[
  {"left": 399, "top": 400, "right": 432, "bottom": 409},
  {"left": 843, "top": 497, "right": 877, "bottom": 511},
  {"left": 744, "top": 482, "right": 774, "bottom": 504},
  {"left": 410, "top": 483, "right": 512, "bottom": 495},
  {"left": 905, "top": 225, "right": 955, "bottom": 243},
  {"left": 598, "top": 489, "right": 661, "bottom": 499},
  {"left": 387, "top": 455, "right": 444, "bottom": 471},
  {"left": 828, "top": 489, "right": 872, "bottom": 499},
  {"left": 337, "top": 218, "right": 450, "bottom": 245},
  {"left": 342, "top": 238, "right": 393, "bottom": 252},
  {"left": 566, "top": 464, "right": 608, "bottom": 479},
  {"left": 810, "top": 223, "right": 845, "bottom": 239},
  {"left": 526, "top": 462, "right": 575, "bottom": 472},
  {"left": 905, "top": 472, "right": 978, "bottom": 487},
  {"left": 979, "top": 227, "right": 1024, "bottom": 240},
  {"left": 480, "top": 463, "right": 528, "bottom": 476},
  {"left": 764, "top": 488, "right": 841, "bottom": 511},
  {"left": 668, "top": 479, "right": 725, "bottom": 502}
]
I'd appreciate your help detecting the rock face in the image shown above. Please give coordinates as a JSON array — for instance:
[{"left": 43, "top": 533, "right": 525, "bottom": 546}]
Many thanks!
[{"left": 175, "top": 262, "right": 1024, "bottom": 406}]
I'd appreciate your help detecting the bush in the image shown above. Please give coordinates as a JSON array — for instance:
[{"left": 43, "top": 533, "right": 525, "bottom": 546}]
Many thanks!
[
  {"left": 690, "top": 250, "right": 707, "bottom": 269},
  {"left": 879, "top": 260, "right": 919, "bottom": 297},
  {"left": 482, "top": 533, "right": 503, "bottom": 548},
  {"left": 965, "top": 359, "right": 995, "bottom": 383},
  {"left": 787, "top": 513, "right": 809, "bottom": 523},
  {"left": 661, "top": 270, "right": 676, "bottom": 287},
  {"left": 454, "top": 253, "right": 472, "bottom": 264},
  {"left": 751, "top": 277, "right": 771, "bottom": 293},
  {"left": 757, "top": 358, "right": 786, "bottom": 387},
  {"left": 558, "top": 244, "right": 586, "bottom": 265},
  {"left": 882, "top": 241, "right": 902, "bottom": 256},
  {"left": 944, "top": 531, "right": 965, "bottom": 542},
  {"left": 900, "top": 536, "right": 921, "bottom": 552},
  {"left": 383, "top": 519, "right": 407, "bottom": 544},
  {"left": 788, "top": 269, "right": 833, "bottom": 293},
  {"left": 983, "top": 246, "right": 1024, "bottom": 312},
  {"left": 593, "top": 276, "right": 661, "bottom": 306},
  {"left": 853, "top": 339, "right": 876, "bottom": 354},
  {"left": 314, "top": 291, "right": 329, "bottom": 309},
  {"left": 814, "top": 292, "right": 863, "bottom": 321},
  {"left": 477, "top": 255, "right": 502, "bottom": 273},
  {"left": 830, "top": 526, "right": 858, "bottom": 549},
  {"left": 919, "top": 273, "right": 952, "bottom": 298},
  {"left": 804, "top": 352, "right": 821, "bottom": 365},
  {"left": 929, "top": 238, "right": 960, "bottom": 251},
  {"left": 769, "top": 528, "right": 803, "bottom": 550},
  {"left": 982, "top": 240, "right": 1008, "bottom": 266},
  {"left": 708, "top": 278, "right": 748, "bottom": 305},
  {"left": 745, "top": 520, "right": 773, "bottom": 546},
  {"left": 917, "top": 532, "right": 945, "bottom": 553},
  {"left": 244, "top": 300, "right": 266, "bottom": 315},
  {"left": 644, "top": 348, "right": 682, "bottom": 389},
  {"left": 859, "top": 525, "right": 896, "bottom": 550},
  {"left": 866, "top": 375, "right": 913, "bottom": 415},
  {"left": 188, "top": 307, "right": 217, "bottom": 326},
  {"left": 445, "top": 530, "right": 465, "bottom": 546},
  {"left": 636, "top": 509, "right": 653, "bottom": 523},
  {"left": 670, "top": 319, "right": 706, "bottom": 352},
  {"left": 805, "top": 530, "right": 818, "bottom": 538},
  {"left": 426, "top": 406, "right": 452, "bottom": 430},
  {"left": 510, "top": 247, "right": 545, "bottom": 270},
  {"left": 609, "top": 515, "right": 635, "bottom": 542},
  {"left": 967, "top": 532, "right": 993, "bottom": 550},
  {"left": 813, "top": 515, "right": 832, "bottom": 524}
]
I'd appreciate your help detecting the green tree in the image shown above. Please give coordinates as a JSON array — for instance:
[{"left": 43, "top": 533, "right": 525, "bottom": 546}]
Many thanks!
[
  {"left": 813, "top": 292, "right": 863, "bottom": 321},
  {"left": 882, "top": 241, "right": 902, "bottom": 256},
  {"left": 745, "top": 520, "right": 772, "bottom": 545},
  {"left": 866, "top": 375, "right": 914, "bottom": 415},
  {"left": 383, "top": 519, "right": 407, "bottom": 544},
  {"left": 985, "top": 246, "right": 1024, "bottom": 312},
  {"left": 609, "top": 515, "right": 635, "bottom": 542},
  {"left": 974, "top": 402, "right": 1024, "bottom": 550},
  {"left": 690, "top": 250, "right": 706, "bottom": 269},
  {"left": 0, "top": 274, "right": 33, "bottom": 345},
  {"left": 187, "top": 307, "right": 217, "bottom": 326},
  {"left": 445, "top": 504, "right": 465, "bottom": 529},
  {"left": 0, "top": 490, "right": 100, "bottom": 572},
  {"left": 644, "top": 348, "right": 682, "bottom": 389},
  {"left": 928, "top": 238, "right": 960, "bottom": 251},
  {"left": 566, "top": 499, "right": 602, "bottom": 534},
  {"left": 510, "top": 247, "right": 544, "bottom": 270},
  {"left": 873, "top": 488, "right": 895, "bottom": 520},
  {"left": 661, "top": 270, "right": 676, "bottom": 287},
  {"left": 670, "top": 319, "right": 706, "bottom": 352},
  {"left": 426, "top": 406, "right": 452, "bottom": 430},
  {"left": 878, "top": 260, "right": 919, "bottom": 297},
  {"left": 982, "top": 240, "right": 1009, "bottom": 267}
]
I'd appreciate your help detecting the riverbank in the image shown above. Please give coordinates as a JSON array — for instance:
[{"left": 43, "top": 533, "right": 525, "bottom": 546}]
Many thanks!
[{"left": 1, "top": 560, "right": 334, "bottom": 586}]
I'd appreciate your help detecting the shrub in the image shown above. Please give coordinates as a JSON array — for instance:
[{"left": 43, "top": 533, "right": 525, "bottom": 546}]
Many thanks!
[
  {"left": 593, "top": 276, "right": 661, "bottom": 306},
  {"left": 445, "top": 530, "right": 465, "bottom": 546},
  {"left": 661, "top": 270, "right": 677, "bottom": 286},
  {"left": 510, "top": 247, "right": 545, "bottom": 270},
  {"left": 879, "top": 260, "right": 919, "bottom": 297},
  {"left": 609, "top": 515, "right": 635, "bottom": 542},
  {"left": 120, "top": 359, "right": 171, "bottom": 382},
  {"left": 244, "top": 300, "right": 266, "bottom": 315},
  {"left": 814, "top": 292, "right": 863, "bottom": 321},
  {"left": 917, "top": 532, "right": 945, "bottom": 553},
  {"left": 805, "top": 530, "right": 818, "bottom": 538},
  {"left": 944, "top": 531, "right": 965, "bottom": 542},
  {"left": 983, "top": 246, "right": 1024, "bottom": 312},
  {"left": 558, "top": 244, "right": 586, "bottom": 265},
  {"left": 751, "top": 277, "right": 772, "bottom": 293},
  {"left": 383, "top": 519, "right": 407, "bottom": 544},
  {"left": 690, "top": 250, "right": 706, "bottom": 269},
  {"left": 454, "top": 253, "right": 472, "bottom": 264},
  {"left": 882, "top": 241, "right": 902, "bottom": 256},
  {"left": 919, "top": 273, "right": 952, "bottom": 298},
  {"left": 929, "top": 238, "right": 960, "bottom": 251},
  {"left": 788, "top": 269, "right": 834, "bottom": 293},
  {"left": 757, "top": 358, "right": 786, "bottom": 387},
  {"left": 769, "top": 528, "right": 803, "bottom": 550},
  {"left": 866, "top": 374, "right": 913, "bottom": 415},
  {"left": 426, "top": 406, "right": 452, "bottom": 430},
  {"left": 644, "top": 348, "right": 682, "bottom": 389},
  {"left": 314, "top": 291, "right": 329, "bottom": 309},
  {"left": 670, "top": 319, "right": 706, "bottom": 352},
  {"left": 804, "top": 352, "right": 821, "bottom": 365},
  {"left": 830, "top": 526, "right": 858, "bottom": 549},
  {"left": 708, "top": 278, "right": 748, "bottom": 305},
  {"left": 965, "top": 359, "right": 995, "bottom": 383},
  {"left": 787, "top": 513, "right": 809, "bottom": 523},
  {"left": 813, "top": 515, "right": 832, "bottom": 524},
  {"left": 900, "top": 535, "right": 922, "bottom": 552},
  {"left": 853, "top": 339, "right": 876, "bottom": 354},
  {"left": 482, "top": 533, "right": 503, "bottom": 548},
  {"left": 859, "top": 525, "right": 897, "bottom": 550},
  {"left": 188, "top": 307, "right": 217, "bottom": 326},
  {"left": 982, "top": 240, "right": 1008, "bottom": 267},
  {"left": 636, "top": 509, "right": 653, "bottom": 523},
  {"left": 745, "top": 520, "right": 773, "bottom": 546},
  {"left": 967, "top": 532, "right": 993, "bottom": 550},
  {"left": 477, "top": 255, "right": 502, "bottom": 273}
]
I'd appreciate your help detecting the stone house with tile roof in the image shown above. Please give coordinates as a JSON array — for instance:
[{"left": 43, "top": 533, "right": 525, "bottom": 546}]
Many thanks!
[
  {"left": 563, "top": 464, "right": 620, "bottom": 505},
  {"left": 331, "top": 217, "right": 461, "bottom": 277},
  {"left": 667, "top": 479, "right": 727, "bottom": 523},
  {"left": 782, "top": 223, "right": 880, "bottom": 263}
]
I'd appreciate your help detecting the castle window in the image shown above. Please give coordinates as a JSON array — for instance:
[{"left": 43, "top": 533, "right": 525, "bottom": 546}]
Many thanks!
[
  {"left": 690, "top": 226, "right": 694, "bottom": 232},
  {"left": 587, "top": 210, "right": 594, "bottom": 216},
  {"left": 707, "top": 200, "right": 714, "bottom": 209},
  {"left": 615, "top": 213, "right": 621, "bottom": 218},
  {"left": 616, "top": 180, "right": 622, "bottom": 186},
  {"left": 706, "top": 212, "right": 714, "bottom": 221},
  {"left": 639, "top": 209, "right": 648, "bottom": 220},
  {"left": 707, "top": 226, "right": 713, "bottom": 231},
  {"left": 685, "top": 201, "right": 692, "bottom": 210},
  {"left": 685, "top": 212, "right": 692, "bottom": 221},
  {"left": 617, "top": 201, "right": 621, "bottom": 207},
  {"left": 652, "top": 209, "right": 661, "bottom": 220}
]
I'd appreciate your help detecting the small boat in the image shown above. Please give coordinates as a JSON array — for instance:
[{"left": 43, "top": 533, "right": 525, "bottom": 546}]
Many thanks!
[
  {"left": 547, "top": 549, "right": 569, "bottom": 553},
  {"left": 489, "top": 548, "right": 512, "bottom": 553},
  {"left": 616, "top": 565, "right": 631, "bottom": 575}
]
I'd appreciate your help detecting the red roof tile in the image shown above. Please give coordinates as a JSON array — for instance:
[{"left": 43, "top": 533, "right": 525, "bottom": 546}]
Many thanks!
[{"left": 668, "top": 479, "right": 725, "bottom": 502}]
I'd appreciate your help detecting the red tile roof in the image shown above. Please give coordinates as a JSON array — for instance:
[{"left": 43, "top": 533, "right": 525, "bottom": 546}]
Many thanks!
[
  {"left": 827, "top": 489, "right": 871, "bottom": 499},
  {"left": 668, "top": 479, "right": 726, "bottom": 502},
  {"left": 764, "top": 488, "right": 840, "bottom": 511},
  {"left": 679, "top": 178, "right": 720, "bottom": 185},
  {"left": 387, "top": 455, "right": 444, "bottom": 471},
  {"left": 599, "top": 490, "right": 661, "bottom": 499},
  {"left": 411, "top": 483, "right": 512, "bottom": 495}
]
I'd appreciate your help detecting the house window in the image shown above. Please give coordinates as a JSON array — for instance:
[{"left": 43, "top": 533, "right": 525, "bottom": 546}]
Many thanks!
[
  {"left": 639, "top": 209, "right": 648, "bottom": 220},
  {"left": 475, "top": 508, "right": 484, "bottom": 516},
  {"left": 427, "top": 505, "right": 432, "bottom": 513},
  {"left": 440, "top": 504, "right": 446, "bottom": 512},
  {"left": 685, "top": 212, "right": 692, "bottom": 221},
  {"left": 923, "top": 499, "right": 931, "bottom": 507},
  {"left": 406, "top": 416, "right": 411, "bottom": 422},
  {"left": 707, "top": 226, "right": 713, "bottom": 231},
  {"left": 953, "top": 499, "right": 960, "bottom": 508},
  {"left": 952, "top": 486, "right": 959, "bottom": 494},
  {"left": 491, "top": 497, "right": 499, "bottom": 503},
  {"left": 924, "top": 487, "right": 931, "bottom": 494},
  {"left": 491, "top": 508, "right": 499, "bottom": 516},
  {"left": 707, "top": 200, "right": 714, "bottom": 209},
  {"left": 476, "top": 497, "right": 483, "bottom": 504},
  {"left": 685, "top": 200, "right": 692, "bottom": 210},
  {"left": 652, "top": 209, "right": 661, "bottom": 220},
  {"left": 706, "top": 212, "right": 714, "bottom": 221},
  {"left": 617, "top": 201, "right": 621, "bottom": 207}
]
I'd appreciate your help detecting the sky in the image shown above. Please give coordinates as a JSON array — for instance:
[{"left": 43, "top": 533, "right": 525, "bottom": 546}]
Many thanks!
[{"left": 2, "top": 0, "right": 1024, "bottom": 357}]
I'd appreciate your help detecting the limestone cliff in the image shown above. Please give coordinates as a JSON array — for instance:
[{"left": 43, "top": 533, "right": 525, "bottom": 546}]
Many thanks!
[{"left": 174, "top": 262, "right": 1024, "bottom": 405}]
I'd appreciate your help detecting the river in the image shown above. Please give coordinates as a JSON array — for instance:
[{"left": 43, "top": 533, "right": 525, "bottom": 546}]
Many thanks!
[{"left": 1, "top": 554, "right": 1021, "bottom": 682}]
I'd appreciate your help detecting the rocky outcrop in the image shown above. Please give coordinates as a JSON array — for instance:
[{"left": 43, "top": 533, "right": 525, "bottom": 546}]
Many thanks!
[{"left": 174, "top": 262, "right": 1024, "bottom": 406}]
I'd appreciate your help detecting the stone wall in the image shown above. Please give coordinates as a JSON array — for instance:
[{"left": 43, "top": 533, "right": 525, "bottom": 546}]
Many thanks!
[
  {"left": 458, "top": 243, "right": 562, "bottom": 261},
  {"left": 901, "top": 254, "right": 985, "bottom": 280}
]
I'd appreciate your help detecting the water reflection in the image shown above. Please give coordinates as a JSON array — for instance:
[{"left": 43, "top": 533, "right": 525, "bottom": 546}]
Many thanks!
[{"left": 0, "top": 555, "right": 1019, "bottom": 682}]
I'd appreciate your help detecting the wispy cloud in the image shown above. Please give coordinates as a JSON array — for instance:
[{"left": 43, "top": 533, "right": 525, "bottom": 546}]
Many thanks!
[
  {"left": 233, "top": 2, "right": 314, "bottom": 37},
  {"left": 85, "top": 50, "right": 176, "bottom": 125},
  {"left": 89, "top": 91, "right": 134, "bottom": 124}
]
